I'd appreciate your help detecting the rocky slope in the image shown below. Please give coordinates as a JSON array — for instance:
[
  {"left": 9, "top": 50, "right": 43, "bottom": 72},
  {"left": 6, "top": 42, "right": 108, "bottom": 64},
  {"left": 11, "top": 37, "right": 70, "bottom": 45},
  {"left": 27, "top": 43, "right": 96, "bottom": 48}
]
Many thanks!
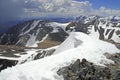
[
  {"left": 0, "top": 16, "right": 120, "bottom": 80},
  {"left": 0, "top": 32, "right": 119, "bottom": 80},
  {"left": 57, "top": 54, "right": 120, "bottom": 80},
  {"left": 0, "top": 45, "right": 56, "bottom": 72},
  {"left": 0, "top": 20, "right": 69, "bottom": 47},
  {"left": 0, "top": 16, "right": 120, "bottom": 48}
]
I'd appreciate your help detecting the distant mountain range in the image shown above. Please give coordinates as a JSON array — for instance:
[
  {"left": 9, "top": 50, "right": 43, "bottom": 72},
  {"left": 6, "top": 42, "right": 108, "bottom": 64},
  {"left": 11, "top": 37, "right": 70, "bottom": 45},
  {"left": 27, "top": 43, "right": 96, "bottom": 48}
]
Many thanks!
[
  {"left": 0, "top": 15, "right": 120, "bottom": 80},
  {"left": 0, "top": 15, "right": 119, "bottom": 48}
]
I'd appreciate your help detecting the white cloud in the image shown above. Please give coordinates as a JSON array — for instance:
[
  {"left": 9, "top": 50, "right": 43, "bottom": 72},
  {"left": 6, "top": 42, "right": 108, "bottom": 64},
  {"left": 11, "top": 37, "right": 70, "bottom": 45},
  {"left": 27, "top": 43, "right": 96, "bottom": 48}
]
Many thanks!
[
  {"left": 0, "top": 0, "right": 120, "bottom": 25},
  {"left": 23, "top": 0, "right": 93, "bottom": 18},
  {"left": 23, "top": 0, "right": 120, "bottom": 18},
  {"left": 98, "top": 6, "right": 120, "bottom": 16}
]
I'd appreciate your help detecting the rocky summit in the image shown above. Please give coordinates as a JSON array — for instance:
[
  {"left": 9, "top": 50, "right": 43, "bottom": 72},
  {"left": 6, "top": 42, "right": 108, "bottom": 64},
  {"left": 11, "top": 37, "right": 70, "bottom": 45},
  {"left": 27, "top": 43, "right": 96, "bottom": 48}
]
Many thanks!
[
  {"left": 57, "top": 54, "right": 120, "bottom": 80},
  {"left": 0, "top": 20, "right": 69, "bottom": 48}
]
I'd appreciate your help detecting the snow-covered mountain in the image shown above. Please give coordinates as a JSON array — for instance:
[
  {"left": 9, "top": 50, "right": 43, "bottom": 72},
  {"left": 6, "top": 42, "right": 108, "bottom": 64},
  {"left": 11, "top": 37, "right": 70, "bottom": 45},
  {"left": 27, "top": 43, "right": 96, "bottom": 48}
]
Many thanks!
[
  {"left": 72, "top": 15, "right": 120, "bottom": 43},
  {"left": 0, "top": 16, "right": 120, "bottom": 48},
  {"left": 0, "top": 32, "right": 119, "bottom": 80},
  {"left": 0, "top": 20, "right": 69, "bottom": 48},
  {"left": 0, "top": 16, "right": 120, "bottom": 80}
]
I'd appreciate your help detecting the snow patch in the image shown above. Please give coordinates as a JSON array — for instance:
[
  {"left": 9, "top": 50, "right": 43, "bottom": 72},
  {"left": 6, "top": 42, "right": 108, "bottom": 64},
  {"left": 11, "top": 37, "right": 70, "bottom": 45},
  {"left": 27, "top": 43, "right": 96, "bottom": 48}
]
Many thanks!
[
  {"left": 22, "top": 20, "right": 40, "bottom": 35},
  {"left": 0, "top": 32, "right": 119, "bottom": 80},
  {"left": 50, "top": 22, "right": 69, "bottom": 32}
]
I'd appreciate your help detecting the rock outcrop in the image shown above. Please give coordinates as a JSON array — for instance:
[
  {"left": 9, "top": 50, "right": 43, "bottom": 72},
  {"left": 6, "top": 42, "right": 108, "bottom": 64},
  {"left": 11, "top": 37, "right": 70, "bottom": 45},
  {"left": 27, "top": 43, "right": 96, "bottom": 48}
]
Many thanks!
[
  {"left": 0, "top": 59, "right": 17, "bottom": 72},
  {"left": 58, "top": 53, "right": 120, "bottom": 80}
]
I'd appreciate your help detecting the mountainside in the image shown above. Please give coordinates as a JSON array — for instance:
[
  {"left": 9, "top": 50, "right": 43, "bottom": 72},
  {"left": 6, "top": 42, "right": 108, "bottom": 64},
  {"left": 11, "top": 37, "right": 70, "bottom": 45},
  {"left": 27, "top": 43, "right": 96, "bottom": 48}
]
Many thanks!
[
  {"left": 0, "top": 16, "right": 120, "bottom": 48},
  {"left": 0, "top": 16, "right": 120, "bottom": 80},
  {"left": 0, "top": 32, "right": 119, "bottom": 80},
  {"left": 68, "top": 16, "right": 120, "bottom": 43},
  {"left": 0, "top": 20, "right": 69, "bottom": 48},
  {"left": 0, "top": 45, "right": 56, "bottom": 71}
]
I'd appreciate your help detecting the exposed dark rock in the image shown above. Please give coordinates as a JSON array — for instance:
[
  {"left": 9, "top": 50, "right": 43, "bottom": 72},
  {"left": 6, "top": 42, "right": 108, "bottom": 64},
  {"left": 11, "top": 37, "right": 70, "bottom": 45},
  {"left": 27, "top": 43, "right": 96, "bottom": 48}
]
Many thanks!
[
  {"left": 0, "top": 45, "right": 55, "bottom": 72},
  {"left": 49, "top": 29, "right": 68, "bottom": 42},
  {"left": 108, "top": 29, "right": 115, "bottom": 39},
  {"left": 18, "top": 49, "right": 55, "bottom": 64},
  {"left": 98, "top": 26, "right": 105, "bottom": 40},
  {"left": 105, "top": 29, "right": 111, "bottom": 36},
  {"left": 0, "top": 59, "right": 18, "bottom": 72},
  {"left": 116, "top": 30, "right": 120, "bottom": 35},
  {"left": 34, "top": 49, "right": 55, "bottom": 60},
  {"left": 0, "top": 16, "right": 120, "bottom": 47},
  {"left": 0, "top": 20, "right": 68, "bottom": 48},
  {"left": 75, "top": 22, "right": 90, "bottom": 34},
  {"left": 66, "top": 22, "right": 76, "bottom": 31},
  {"left": 58, "top": 54, "right": 120, "bottom": 80}
]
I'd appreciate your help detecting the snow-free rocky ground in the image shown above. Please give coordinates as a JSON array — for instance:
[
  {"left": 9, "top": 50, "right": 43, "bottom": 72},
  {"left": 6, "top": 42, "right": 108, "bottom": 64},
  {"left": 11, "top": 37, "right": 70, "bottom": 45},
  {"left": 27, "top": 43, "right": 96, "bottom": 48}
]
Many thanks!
[{"left": 0, "top": 32, "right": 120, "bottom": 80}]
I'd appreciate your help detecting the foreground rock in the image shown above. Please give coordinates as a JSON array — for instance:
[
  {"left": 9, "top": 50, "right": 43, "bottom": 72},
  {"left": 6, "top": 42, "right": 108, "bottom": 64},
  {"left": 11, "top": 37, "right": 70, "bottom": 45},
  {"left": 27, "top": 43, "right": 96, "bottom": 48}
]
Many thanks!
[
  {"left": 58, "top": 53, "right": 120, "bottom": 80},
  {"left": 0, "top": 59, "right": 17, "bottom": 72}
]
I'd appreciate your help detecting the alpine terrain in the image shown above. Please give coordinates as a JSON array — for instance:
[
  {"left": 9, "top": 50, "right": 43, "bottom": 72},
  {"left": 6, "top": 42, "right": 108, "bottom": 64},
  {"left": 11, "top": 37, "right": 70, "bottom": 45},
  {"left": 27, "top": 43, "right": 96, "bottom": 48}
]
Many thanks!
[{"left": 0, "top": 16, "right": 120, "bottom": 80}]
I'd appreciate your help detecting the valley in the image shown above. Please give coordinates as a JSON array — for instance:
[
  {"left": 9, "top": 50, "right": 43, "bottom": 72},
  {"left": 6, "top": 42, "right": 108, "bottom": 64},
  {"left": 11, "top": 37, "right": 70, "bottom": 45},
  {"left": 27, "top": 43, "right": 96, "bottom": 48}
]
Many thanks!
[{"left": 0, "top": 15, "right": 120, "bottom": 80}]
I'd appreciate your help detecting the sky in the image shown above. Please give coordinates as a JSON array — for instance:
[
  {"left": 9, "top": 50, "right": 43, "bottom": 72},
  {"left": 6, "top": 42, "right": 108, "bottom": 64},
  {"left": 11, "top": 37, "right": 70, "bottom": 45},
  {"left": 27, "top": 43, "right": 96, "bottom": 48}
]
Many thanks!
[
  {"left": 0, "top": 0, "right": 120, "bottom": 27},
  {"left": 76, "top": 0, "right": 120, "bottom": 10}
]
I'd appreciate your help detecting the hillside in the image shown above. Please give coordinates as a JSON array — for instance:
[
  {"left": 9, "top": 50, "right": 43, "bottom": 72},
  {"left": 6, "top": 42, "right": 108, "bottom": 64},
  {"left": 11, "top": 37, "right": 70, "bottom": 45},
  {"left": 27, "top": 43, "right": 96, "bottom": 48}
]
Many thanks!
[
  {"left": 0, "top": 16, "right": 120, "bottom": 80},
  {"left": 0, "top": 32, "right": 119, "bottom": 80},
  {"left": 0, "top": 16, "right": 120, "bottom": 48}
]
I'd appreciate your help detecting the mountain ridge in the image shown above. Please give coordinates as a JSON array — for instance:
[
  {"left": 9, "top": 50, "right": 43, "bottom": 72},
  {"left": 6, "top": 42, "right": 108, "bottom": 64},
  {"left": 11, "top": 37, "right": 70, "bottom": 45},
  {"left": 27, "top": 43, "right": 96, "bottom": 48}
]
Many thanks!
[{"left": 0, "top": 15, "right": 120, "bottom": 48}]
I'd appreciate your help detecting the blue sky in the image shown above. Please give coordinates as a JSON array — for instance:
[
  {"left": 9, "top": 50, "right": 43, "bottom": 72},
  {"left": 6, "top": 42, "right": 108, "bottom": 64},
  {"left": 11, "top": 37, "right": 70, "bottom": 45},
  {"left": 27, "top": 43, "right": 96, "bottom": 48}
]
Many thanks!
[
  {"left": 76, "top": 0, "right": 120, "bottom": 9},
  {"left": 0, "top": 0, "right": 120, "bottom": 27}
]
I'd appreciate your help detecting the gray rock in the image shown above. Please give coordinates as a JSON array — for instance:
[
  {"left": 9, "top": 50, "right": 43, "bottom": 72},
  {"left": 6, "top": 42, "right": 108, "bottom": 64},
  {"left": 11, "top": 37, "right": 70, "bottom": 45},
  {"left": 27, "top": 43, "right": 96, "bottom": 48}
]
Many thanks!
[{"left": 57, "top": 56, "right": 120, "bottom": 80}]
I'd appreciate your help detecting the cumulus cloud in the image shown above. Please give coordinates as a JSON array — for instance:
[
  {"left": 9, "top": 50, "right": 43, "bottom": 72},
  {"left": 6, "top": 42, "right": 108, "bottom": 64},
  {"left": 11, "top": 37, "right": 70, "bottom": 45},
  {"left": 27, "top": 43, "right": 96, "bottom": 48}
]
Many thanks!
[
  {"left": 22, "top": 0, "right": 93, "bottom": 18},
  {"left": 22, "top": 0, "right": 120, "bottom": 17},
  {"left": 0, "top": 0, "right": 120, "bottom": 26},
  {"left": 98, "top": 6, "right": 120, "bottom": 16}
]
